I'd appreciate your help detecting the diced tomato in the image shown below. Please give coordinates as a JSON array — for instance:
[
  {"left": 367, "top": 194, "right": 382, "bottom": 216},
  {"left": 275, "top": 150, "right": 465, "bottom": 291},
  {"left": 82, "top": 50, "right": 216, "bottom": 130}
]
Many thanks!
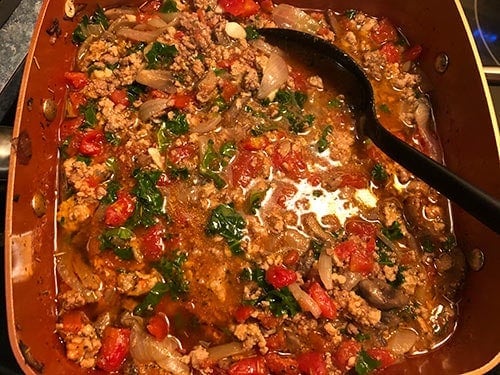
[
  {"left": 229, "top": 357, "right": 268, "bottom": 375},
  {"left": 64, "top": 71, "right": 88, "bottom": 90},
  {"left": 60, "top": 310, "right": 88, "bottom": 334},
  {"left": 104, "top": 192, "right": 135, "bottom": 227},
  {"left": 140, "top": 0, "right": 161, "bottom": 13},
  {"left": 403, "top": 44, "right": 423, "bottom": 62},
  {"left": 296, "top": 352, "right": 327, "bottom": 375},
  {"left": 168, "top": 143, "right": 196, "bottom": 165},
  {"left": 265, "top": 331, "right": 286, "bottom": 351},
  {"left": 221, "top": 80, "right": 239, "bottom": 102},
  {"left": 265, "top": 265, "right": 297, "bottom": 289},
  {"left": 156, "top": 173, "right": 174, "bottom": 187},
  {"left": 96, "top": 327, "right": 131, "bottom": 372},
  {"left": 110, "top": 89, "right": 130, "bottom": 107},
  {"left": 366, "top": 348, "right": 395, "bottom": 370},
  {"left": 79, "top": 130, "right": 105, "bottom": 156},
  {"left": 283, "top": 249, "right": 299, "bottom": 266},
  {"left": 150, "top": 89, "right": 169, "bottom": 99},
  {"left": 68, "top": 91, "right": 87, "bottom": 110},
  {"left": 174, "top": 30, "right": 185, "bottom": 39},
  {"left": 172, "top": 92, "right": 194, "bottom": 109},
  {"left": 272, "top": 145, "right": 307, "bottom": 180},
  {"left": 339, "top": 173, "right": 367, "bottom": 188},
  {"left": 307, "top": 172, "right": 321, "bottom": 186},
  {"left": 371, "top": 18, "right": 398, "bottom": 45},
  {"left": 146, "top": 312, "right": 170, "bottom": 340},
  {"left": 231, "top": 150, "right": 264, "bottom": 188},
  {"left": 317, "top": 26, "right": 330, "bottom": 36},
  {"left": 217, "top": 56, "right": 238, "bottom": 70},
  {"left": 219, "top": 0, "right": 260, "bottom": 17},
  {"left": 380, "top": 43, "right": 401, "bottom": 63},
  {"left": 345, "top": 221, "right": 377, "bottom": 240},
  {"left": 141, "top": 224, "right": 166, "bottom": 261},
  {"left": 308, "top": 282, "right": 337, "bottom": 319},
  {"left": 349, "top": 250, "right": 374, "bottom": 274},
  {"left": 240, "top": 136, "right": 269, "bottom": 151},
  {"left": 333, "top": 240, "right": 358, "bottom": 261},
  {"left": 289, "top": 69, "right": 308, "bottom": 92},
  {"left": 273, "top": 183, "right": 297, "bottom": 209},
  {"left": 258, "top": 0, "right": 274, "bottom": 13},
  {"left": 333, "top": 340, "right": 361, "bottom": 370},
  {"left": 60, "top": 116, "right": 84, "bottom": 141},
  {"left": 234, "top": 305, "right": 254, "bottom": 323},
  {"left": 265, "top": 353, "right": 299, "bottom": 374}
]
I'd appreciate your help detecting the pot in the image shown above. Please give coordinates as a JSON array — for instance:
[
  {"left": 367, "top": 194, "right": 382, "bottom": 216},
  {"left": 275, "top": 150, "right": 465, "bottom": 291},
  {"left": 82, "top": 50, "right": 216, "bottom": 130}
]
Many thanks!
[{"left": 4, "top": 0, "right": 499, "bottom": 373}]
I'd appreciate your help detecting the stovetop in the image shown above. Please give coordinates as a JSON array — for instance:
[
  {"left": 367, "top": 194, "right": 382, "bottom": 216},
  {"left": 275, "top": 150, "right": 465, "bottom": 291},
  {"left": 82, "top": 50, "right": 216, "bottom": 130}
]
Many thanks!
[{"left": 0, "top": 0, "right": 498, "bottom": 373}]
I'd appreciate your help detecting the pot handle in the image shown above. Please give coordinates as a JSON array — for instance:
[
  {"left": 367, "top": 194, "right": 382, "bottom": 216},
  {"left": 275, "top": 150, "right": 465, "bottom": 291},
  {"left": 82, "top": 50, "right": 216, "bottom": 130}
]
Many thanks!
[{"left": 0, "top": 126, "right": 11, "bottom": 181}]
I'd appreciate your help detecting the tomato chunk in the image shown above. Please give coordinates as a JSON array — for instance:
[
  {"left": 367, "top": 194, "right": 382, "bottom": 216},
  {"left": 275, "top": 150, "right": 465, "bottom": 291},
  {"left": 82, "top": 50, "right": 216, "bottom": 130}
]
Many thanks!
[
  {"left": 229, "top": 357, "right": 268, "bottom": 375},
  {"left": 380, "top": 43, "right": 401, "bottom": 63},
  {"left": 79, "top": 130, "right": 105, "bottom": 156},
  {"left": 141, "top": 223, "right": 166, "bottom": 261},
  {"left": 371, "top": 18, "right": 398, "bottom": 45},
  {"left": 172, "top": 92, "right": 194, "bottom": 109},
  {"left": 366, "top": 348, "right": 395, "bottom": 370},
  {"left": 60, "top": 310, "right": 88, "bottom": 334},
  {"left": 231, "top": 150, "right": 264, "bottom": 188},
  {"left": 333, "top": 340, "right": 361, "bottom": 370},
  {"left": 265, "top": 265, "right": 297, "bottom": 289},
  {"left": 146, "top": 312, "right": 170, "bottom": 340},
  {"left": 308, "top": 282, "right": 337, "bottom": 319},
  {"left": 272, "top": 144, "right": 307, "bottom": 180},
  {"left": 64, "top": 71, "right": 88, "bottom": 90},
  {"left": 403, "top": 44, "right": 423, "bottom": 62},
  {"left": 96, "top": 327, "right": 131, "bottom": 372},
  {"left": 234, "top": 304, "right": 254, "bottom": 323},
  {"left": 105, "top": 193, "right": 135, "bottom": 227},
  {"left": 240, "top": 136, "right": 270, "bottom": 151},
  {"left": 265, "top": 353, "right": 299, "bottom": 374},
  {"left": 219, "top": 0, "right": 260, "bottom": 17},
  {"left": 333, "top": 240, "right": 358, "bottom": 261},
  {"left": 339, "top": 173, "right": 367, "bottom": 189},
  {"left": 296, "top": 352, "right": 327, "bottom": 375},
  {"left": 110, "top": 89, "right": 130, "bottom": 106},
  {"left": 345, "top": 221, "right": 377, "bottom": 241}
]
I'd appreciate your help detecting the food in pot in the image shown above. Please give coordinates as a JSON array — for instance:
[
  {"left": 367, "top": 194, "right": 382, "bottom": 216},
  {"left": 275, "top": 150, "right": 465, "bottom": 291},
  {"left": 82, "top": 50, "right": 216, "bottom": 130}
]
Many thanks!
[{"left": 55, "top": 0, "right": 465, "bottom": 373}]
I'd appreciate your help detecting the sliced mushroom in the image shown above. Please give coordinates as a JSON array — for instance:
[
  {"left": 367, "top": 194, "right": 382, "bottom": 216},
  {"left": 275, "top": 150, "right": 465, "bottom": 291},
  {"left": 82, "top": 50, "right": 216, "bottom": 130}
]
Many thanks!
[{"left": 358, "top": 278, "right": 409, "bottom": 310}]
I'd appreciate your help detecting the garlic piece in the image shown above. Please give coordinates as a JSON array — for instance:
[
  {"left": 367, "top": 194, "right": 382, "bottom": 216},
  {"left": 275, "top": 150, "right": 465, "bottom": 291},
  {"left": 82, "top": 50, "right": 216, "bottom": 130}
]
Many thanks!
[{"left": 225, "top": 22, "right": 246, "bottom": 39}]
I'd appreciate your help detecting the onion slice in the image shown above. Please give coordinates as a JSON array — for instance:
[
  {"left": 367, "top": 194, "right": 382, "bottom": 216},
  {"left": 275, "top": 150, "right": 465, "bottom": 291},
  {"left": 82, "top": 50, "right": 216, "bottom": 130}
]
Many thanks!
[
  {"left": 138, "top": 98, "right": 169, "bottom": 122},
  {"left": 207, "top": 342, "right": 246, "bottom": 361},
  {"left": 116, "top": 27, "right": 163, "bottom": 42},
  {"left": 387, "top": 328, "right": 419, "bottom": 355},
  {"left": 136, "top": 69, "right": 178, "bottom": 93},
  {"left": 318, "top": 251, "right": 333, "bottom": 290},
  {"left": 257, "top": 53, "right": 288, "bottom": 99},
  {"left": 272, "top": 4, "right": 321, "bottom": 34},
  {"left": 288, "top": 282, "right": 321, "bottom": 318}
]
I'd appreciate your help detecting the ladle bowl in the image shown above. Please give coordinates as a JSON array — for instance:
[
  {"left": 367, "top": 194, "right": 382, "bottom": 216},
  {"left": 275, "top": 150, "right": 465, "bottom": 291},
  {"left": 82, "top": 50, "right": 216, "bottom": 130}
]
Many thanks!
[{"left": 259, "top": 27, "right": 500, "bottom": 234}]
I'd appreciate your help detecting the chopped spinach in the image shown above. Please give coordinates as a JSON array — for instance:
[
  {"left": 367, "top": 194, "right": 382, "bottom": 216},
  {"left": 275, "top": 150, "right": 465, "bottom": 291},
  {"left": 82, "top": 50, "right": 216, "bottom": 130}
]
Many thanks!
[
  {"left": 274, "top": 89, "right": 314, "bottom": 134},
  {"left": 316, "top": 125, "right": 332, "bottom": 153},
  {"left": 161, "top": 111, "right": 189, "bottom": 135},
  {"left": 167, "top": 166, "right": 189, "bottom": 180},
  {"left": 160, "top": 0, "right": 178, "bottom": 13},
  {"left": 371, "top": 163, "right": 388, "bottom": 182},
  {"left": 130, "top": 169, "right": 164, "bottom": 227},
  {"left": 105, "top": 131, "right": 121, "bottom": 146},
  {"left": 345, "top": 9, "right": 357, "bottom": 20},
  {"left": 376, "top": 239, "right": 395, "bottom": 266},
  {"left": 101, "top": 180, "right": 120, "bottom": 204},
  {"left": 442, "top": 235, "right": 457, "bottom": 251},
  {"left": 309, "top": 238, "right": 325, "bottom": 260},
  {"left": 250, "top": 122, "right": 278, "bottom": 136},
  {"left": 154, "top": 251, "right": 189, "bottom": 299},
  {"left": 146, "top": 42, "right": 178, "bottom": 69},
  {"left": 72, "top": 7, "right": 109, "bottom": 44},
  {"left": 126, "top": 82, "right": 146, "bottom": 103},
  {"left": 382, "top": 221, "right": 404, "bottom": 241},
  {"left": 219, "top": 141, "right": 237, "bottom": 159},
  {"left": 206, "top": 204, "right": 246, "bottom": 255},
  {"left": 76, "top": 155, "right": 92, "bottom": 165},
  {"left": 355, "top": 350, "right": 380, "bottom": 375},
  {"left": 127, "top": 41, "right": 147, "bottom": 55},
  {"left": 245, "top": 190, "right": 266, "bottom": 214},
  {"left": 388, "top": 266, "right": 407, "bottom": 288},
  {"left": 245, "top": 25, "right": 260, "bottom": 40},
  {"left": 379, "top": 103, "right": 391, "bottom": 114},
  {"left": 100, "top": 227, "right": 134, "bottom": 260},
  {"left": 199, "top": 139, "right": 226, "bottom": 189},
  {"left": 79, "top": 100, "right": 98, "bottom": 129},
  {"left": 354, "top": 332, "right": 371, "bottom": 342},
  {"left": 328, "top": 98, "right": 341, "bottom": 108},
  {"left": 134, "top": 282, "right": 169, "bottom": 316},
  {"left": 421, "top": 236, "right": 436, "bottom": 253}
]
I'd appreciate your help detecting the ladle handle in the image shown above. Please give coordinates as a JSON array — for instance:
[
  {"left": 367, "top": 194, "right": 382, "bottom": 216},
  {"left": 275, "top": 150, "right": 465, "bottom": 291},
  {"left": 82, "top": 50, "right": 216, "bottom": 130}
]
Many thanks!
[{"left": 363, "top": 114, "right": 500, "bottom": 233}]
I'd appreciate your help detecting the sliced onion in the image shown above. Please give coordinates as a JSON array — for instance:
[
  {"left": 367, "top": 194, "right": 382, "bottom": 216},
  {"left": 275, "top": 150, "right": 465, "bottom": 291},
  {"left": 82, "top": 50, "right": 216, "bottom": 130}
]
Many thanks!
[
  {"left": 56, "top": 250, "right": 84, "bottom": 291},
  {"left": 414, "top": 99, "right": 441, "bottom": 161},
  {"left": 342, "top": 271, "right": 362, "bottom": 291},
  {"left": 190, "top": 113, "right": 222, "bottom": 133},
  {"left": 207, "top": 342, "right": 246, "bottom": 361},
  {"left": 147, "top": 15, "right": 169, "bottom": 29},
  {"left": 272, "top": 4, "right": 321, "bottom": 34},
  {"left": 148, "top": 147, "right": 164, "bottom": 169},
  {"left": 104, "top": 7, "right": 136, "bottom": 19},
  {"left": 318, "top": 251, "right": 333, "bottom": 290},
  {"left": 129, "top": 319, "right": 189, "bottom": 374},
  {"left": 288, "top": 282, "right": 321, "bottom": 318},
  {"left": 72, "top": 250, "right": 102, "bottom": 290},
  {"left": 386, "top": 328, "right": 419, "bottom": 355},
  {"left": 136, "top": 69, "right": 178, "bottom": 93},
  {"left": 138, "top": 98, "right": 169, "bottom": 122},
  {"left": 116, "top": 27, "right": 163, "bottom": 42},
  {"left": 249, "top": 39, "right": 283, "bottom": 55},
  {"left": 158, "top": 12, "right": 179, "bottom": 24},
  {"left": 376, "top": 231, "right": 398, "bottom": 252},
  {"left": 257, "top": 53, "right": 289, "bottom": 99}
]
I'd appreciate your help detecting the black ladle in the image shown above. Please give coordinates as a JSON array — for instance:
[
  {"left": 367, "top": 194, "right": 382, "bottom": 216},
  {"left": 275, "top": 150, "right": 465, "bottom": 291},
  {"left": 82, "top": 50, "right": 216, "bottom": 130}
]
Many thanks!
[{"left": 259, "top": 28, "right": 500, "bottom": 234}]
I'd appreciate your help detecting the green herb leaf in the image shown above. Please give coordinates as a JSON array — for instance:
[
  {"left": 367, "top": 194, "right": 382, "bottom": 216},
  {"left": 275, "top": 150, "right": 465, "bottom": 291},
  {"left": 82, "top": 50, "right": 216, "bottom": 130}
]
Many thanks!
[
  {"left": 379, "top": 103, "right": 391, "bottom": 114},
  {"left": 146, "top": 42, "right": 178, "bottom": 69},
  {"left": 153, "top": 251, "right": 189, "bottom": 300},
  {"left": 220, "top": 141, "right": 237, "bottom": 159},
  {"left": 130, "top": 169, "right": 164, "bottom": 227},
  {"left": 371, "top": 163, "right": 388, "bottom": 182},
  {"left": 134, "top": 282, "right": 169, "bottom": 316},
  {"left": 105, "top": 131, "right": 121, "bottom": 146},
  {"left": 206, "top": 204, "right": 245, "bottom": 255},
  {"left": 101, "top": 180, "right": 120, "bottom": 204},
  {"left": 345, "top": 9, "right": 357, "bottom": 20},
  {"left": 355, "top": 350, "right": 381, "bottom": 375},
  {"left": 354, "top": 332, "right": 371, "bottom": 342},
  {"left": 328, "top": 98, "right": 341, "bottom": 108},
  {"left": 309, "top": 238, "right": 325, "bottom": 260},
  {"left": 245, "top": 25, "right": 260, "bottom": 40},
  {"left": 100, "top": 227, "right": 134, "bottom": 260},
  {"left": 317, "top": 125, "right": 332, "bottom": 153},
  {"left": 126, "top": 82, "right": 146, "bottom": 103},
  {"left": 72, "top": 7, "right": 109, "bottom": 44},
  {"left": 127, "top": 41, "right": 147, "bottom": 55},
  {"left": 80, "top": 100, "right": 98, "bottom": 129},
  {"left": 245, "top": 190, "right": 266, "bottom": 214},
  {"left": 388, "top": 266, "right": 406, "bottom": 287},
  {"left": 382, "top": 221, "right": 404, "bottom": 241},
  {"left": 200, "top": 139, "right": 226, "bottom": 189},
  {"left": 160, "top": 0, "right": 178, "bottom": 13},
  {"left": 76, "top": 155, "right": 92, "bottom": 165},
  {"left": 161, "top": 111, "right": 189, "bottom": 135}
]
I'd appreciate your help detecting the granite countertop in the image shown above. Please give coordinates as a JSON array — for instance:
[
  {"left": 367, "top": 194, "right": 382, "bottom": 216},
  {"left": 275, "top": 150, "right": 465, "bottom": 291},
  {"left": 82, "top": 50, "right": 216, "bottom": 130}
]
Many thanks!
[{"left": 0, "top": 0, "right": 42, "bottom": 123}]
